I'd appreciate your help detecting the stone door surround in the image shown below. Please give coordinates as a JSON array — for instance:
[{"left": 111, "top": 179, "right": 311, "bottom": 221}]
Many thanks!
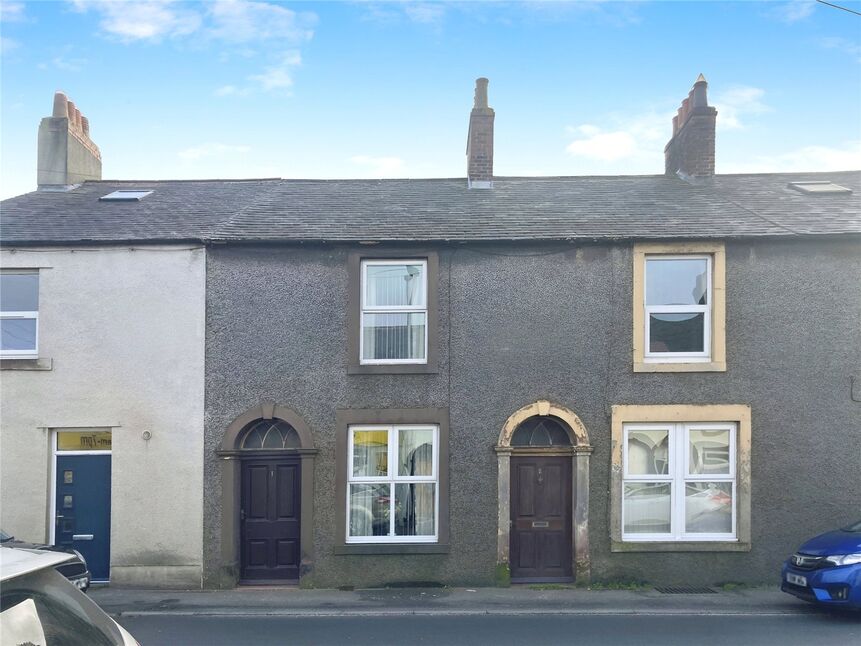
[
  {"left": 216, "top": 401, "right": 317, "bottom": 586},
  {"left": 496, "top": 400, "right": 593, "bottom": 583}
]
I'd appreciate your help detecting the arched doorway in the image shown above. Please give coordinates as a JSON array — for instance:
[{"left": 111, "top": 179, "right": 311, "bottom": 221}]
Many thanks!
[
  {"left": 496, "top": 401, "right": 592, "bottom": 583},
  {"left": 217, "top": 402, "right": 317, "bottom": 585}
]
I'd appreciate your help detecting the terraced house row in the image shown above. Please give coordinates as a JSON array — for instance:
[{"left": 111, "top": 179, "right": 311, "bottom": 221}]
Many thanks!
[{"left": 1, "top": 77, "right": 859, "bottom": 589}]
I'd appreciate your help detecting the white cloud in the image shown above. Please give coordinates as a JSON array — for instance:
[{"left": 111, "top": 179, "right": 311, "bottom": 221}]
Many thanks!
[
  {"left": 350, "top": 155, "right": 407, "bottom": 176},
  {"left": 208, "top": 0, "right": 315, "bottom": 43},
  {"left": 249, "top": 50, "right": 302, "bottom": 91},
  {"left": 38, "top": 56, "right": 88, "bottom": 72},
  {"left": 360, "top": 1, "right": 447, "bottom": 25},
  {"left": 770, "top": 1, "right": 816, "bottom": 23},
  {"left": 0, "top": 1, "right": 27, "bottom": 22},
  {"left": 566, "top": 127, "right": 638, "bottom": 162},
  {"left": 178, "top": 142, "right": 251, "bottom": 161},
  {"left": 213, "top": 84, "right": 251, "bottom": 97},
  {"left": 1, "top": 37, "right": 20, "bottom": 53},
  {"left": 721, "top": 141, "right": 861, "bottom": 174},
  {"left": 713, "top": 86, "right": 771, "bottom": 130},
  {"left": 69, "top": 0, "right": 202, "bottom": 42},
  {"left": 565, "top": 111, "right": 668, "bottom": 168},
  {"left": 403, "top": 2, "right": 446, "bottom": 24},
  {"left": 68, "top": 2, "right": 317, "bottom": 96},
  {"left": 820, "top": 36, "right": 861, "bottom": 63}
]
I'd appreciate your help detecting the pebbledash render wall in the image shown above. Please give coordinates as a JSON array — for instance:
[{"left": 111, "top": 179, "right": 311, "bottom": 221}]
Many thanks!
[
  {"left": 0, "top": 245, "right": 206, "bottom": 588},
  {"left": 202, "top": 236, "right": 861, "bottom": 588}
]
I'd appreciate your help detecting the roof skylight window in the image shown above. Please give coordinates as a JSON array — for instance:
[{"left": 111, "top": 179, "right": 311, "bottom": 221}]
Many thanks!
[
  {"left": 787, "top": 181, "right": 852, "bottom": 196},
  {"left": 100, "top": 190, "right": 154, "bottom": 201}
]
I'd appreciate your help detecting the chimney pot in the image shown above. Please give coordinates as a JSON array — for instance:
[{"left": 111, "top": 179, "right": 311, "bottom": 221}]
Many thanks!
[
  {"left": 52, "top": 91, "right": 68, "bottom": 118},
  {"left": 474, "top": 77, "right": 489, "bottom": 109},
  {"left": 691, "top": 75, "right": 708, "bottom": 108}
]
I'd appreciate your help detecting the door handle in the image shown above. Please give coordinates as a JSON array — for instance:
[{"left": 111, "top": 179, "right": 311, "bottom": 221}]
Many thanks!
[
  {"left": 240, "top": 509, "right": 246, "bottom": 521},
  {"left": 72, "top": 534, "right": 94, "bottom": 541}
]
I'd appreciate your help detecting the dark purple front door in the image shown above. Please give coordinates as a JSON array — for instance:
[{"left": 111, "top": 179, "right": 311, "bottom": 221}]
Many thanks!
[
  {"left": 510, "top": 455, "right": 572, "bottom": 582},
  {"left": 240, "top": 457, "right": 301, "bottom": 582}
]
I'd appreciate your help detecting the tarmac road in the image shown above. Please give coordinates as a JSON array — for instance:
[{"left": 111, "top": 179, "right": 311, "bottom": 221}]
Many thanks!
[{"left": 117, "top": 611, "right": 861, "bottom": 646}]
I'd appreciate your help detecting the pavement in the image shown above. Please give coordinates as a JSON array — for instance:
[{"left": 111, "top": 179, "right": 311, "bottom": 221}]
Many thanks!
[{"left": 88, "top": 584, "right": 836, "bottom": 618}]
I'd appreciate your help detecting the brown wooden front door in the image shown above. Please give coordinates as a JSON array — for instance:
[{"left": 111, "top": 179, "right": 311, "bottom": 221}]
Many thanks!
[
  {"left": 240, "top": 457, "right": 301, "bottom": 583},
  {"left": 510, "top": 455, "right": 572, "bottom": 582}
]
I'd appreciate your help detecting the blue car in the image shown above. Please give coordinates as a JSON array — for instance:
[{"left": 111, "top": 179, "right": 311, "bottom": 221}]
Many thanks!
[{"left": 781, "top": 519, "right": 861, "bottom": 609}]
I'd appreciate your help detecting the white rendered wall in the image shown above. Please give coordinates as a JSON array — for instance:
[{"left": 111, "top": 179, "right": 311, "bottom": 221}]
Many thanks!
[{"left": 1, "top": 245, "right": 205, "bottom": 588}]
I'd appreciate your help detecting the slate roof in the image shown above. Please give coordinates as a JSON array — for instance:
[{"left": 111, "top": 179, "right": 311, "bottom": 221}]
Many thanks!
[
  {"left": 0, "top": 179, "right": 280, "bottom": 244},
  {"left": 1, "top": 171, "right": 859, "bottom": 244}
]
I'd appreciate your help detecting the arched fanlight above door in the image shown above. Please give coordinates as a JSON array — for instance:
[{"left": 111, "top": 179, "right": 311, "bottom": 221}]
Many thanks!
[
  {"left": 510, "top": 416, "right": 573, "bottom": 447},
  {"left": 239, "top": 419, "right": 301, "bottom": 450}
]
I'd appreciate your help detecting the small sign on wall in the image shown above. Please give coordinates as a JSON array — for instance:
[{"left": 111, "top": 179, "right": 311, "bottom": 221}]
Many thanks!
[{"left": 57, "top": 430, "right": 112, "bottom": 451}]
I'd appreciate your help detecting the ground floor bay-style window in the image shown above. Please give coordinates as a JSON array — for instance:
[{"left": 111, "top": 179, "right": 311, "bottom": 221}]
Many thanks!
[
  {"left": 623, "top": 422, "right": 735, "bottom": 540},
  {"left": 611, "top": 405, "right": 751, "bottom": 552},
  {"left": 347, "top": 424, "right": 438, "bottom": 543}
]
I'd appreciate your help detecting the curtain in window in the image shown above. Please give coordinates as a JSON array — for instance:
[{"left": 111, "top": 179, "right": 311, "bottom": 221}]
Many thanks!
[{"left": 397, "top": 440, "right": 434, "bottom": 536}]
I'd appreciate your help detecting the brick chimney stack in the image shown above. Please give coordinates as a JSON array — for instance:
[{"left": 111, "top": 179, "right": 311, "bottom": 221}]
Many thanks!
[
  {"left": 664, "top": 74, "right": 717, "bottom": 178},
  {"left": 466, "top": 77, "right": 494, "bottom": 189},
  {"left": 38, "top": 91, "right": 102, "bottom": 189}
]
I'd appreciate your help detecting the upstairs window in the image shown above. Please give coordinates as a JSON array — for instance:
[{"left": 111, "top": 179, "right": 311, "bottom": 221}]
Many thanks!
[
  {"left": 645, "top": 255, "right": 711, "bottom": 359},
  {"left": 360, "top": 260, "right": 427, "bottom": 364},
  {"left": 1, "top": 270, "right": 39, "bottom": 358},
  {"left": 633, "top": 242, "right": 726, "bottom": 373}
]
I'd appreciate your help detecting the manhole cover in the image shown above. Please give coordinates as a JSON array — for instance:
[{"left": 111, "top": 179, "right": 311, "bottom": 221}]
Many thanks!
[{"left": 654, "top": 586, "right": 716, "bottom": 594}]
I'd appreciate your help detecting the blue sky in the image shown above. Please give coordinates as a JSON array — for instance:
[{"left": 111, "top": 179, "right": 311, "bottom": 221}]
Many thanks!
[{"left": 1, "top": 1, "right": 859, "bottom": 198}]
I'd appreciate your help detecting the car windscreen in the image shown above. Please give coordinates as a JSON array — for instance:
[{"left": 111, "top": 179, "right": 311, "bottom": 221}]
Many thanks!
[
  {"left": 0, "top": 530, "right": 11, "bottom": 542},
  {"left": 0, "top": 567, "right": 122, "bottom": 646},
  {"left": 843, "top": 520, "right": 861, "bottom": 532}
]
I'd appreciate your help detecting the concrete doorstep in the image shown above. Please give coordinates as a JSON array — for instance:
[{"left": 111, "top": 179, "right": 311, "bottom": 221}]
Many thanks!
[{"left": 87, "top": 585, "right": 829, "bottom": 619}]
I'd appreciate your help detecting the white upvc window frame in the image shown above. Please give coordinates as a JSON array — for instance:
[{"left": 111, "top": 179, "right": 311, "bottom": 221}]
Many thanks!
[
  {"left": 622, "top": 422, "right": 737, "bottom": 542},
  {"left": 346, "top": 424, "right": 439, "bottom": 544},
  {"left": 643, "top": 254, "right": 712, "bottom": 363},
  {"left": 0, "top": 269, "right": 39, "bottom": 359},
  {"left": 359, "top": 259, "right": 428, "bottom": 365}
]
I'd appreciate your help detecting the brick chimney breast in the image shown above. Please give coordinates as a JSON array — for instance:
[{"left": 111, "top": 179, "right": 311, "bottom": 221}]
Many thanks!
[
  {"left": 664, "top": 74, "right": 717, "bottom": 178},
  {"left": 38, "top": 91, "right": 101, "bottom": 189},
  {"left": 466, "top": 77, "right": 495, "bottom": 189}
]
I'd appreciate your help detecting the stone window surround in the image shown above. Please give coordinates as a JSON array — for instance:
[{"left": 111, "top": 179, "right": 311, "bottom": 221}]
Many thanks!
[
  {"left": 610, "top": 404, "right": 751, "bottom": 553},
  {"left": 347, "top": 250, "right": 439, "bottom": 375},
  {"left": 495, "top": 400, "right": 593, "bottom": 583},
  {"left": 632, "top": 241, "right": 726, "bottom": 373},
  {"left": 215, "top": 401, "right": 318, "bottom": 583},
  {"left": 334, "top": 408, "right": 450, "bottom": 555}
]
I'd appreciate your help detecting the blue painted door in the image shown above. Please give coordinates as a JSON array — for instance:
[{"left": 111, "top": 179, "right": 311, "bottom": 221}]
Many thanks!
[{"left": 55, "top": 455, "right": 111, "bottom": 581}]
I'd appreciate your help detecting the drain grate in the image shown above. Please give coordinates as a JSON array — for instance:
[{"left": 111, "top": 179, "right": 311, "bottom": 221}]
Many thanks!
[{"left": 655, "top": 586, "right": 716, "bottom": 594}]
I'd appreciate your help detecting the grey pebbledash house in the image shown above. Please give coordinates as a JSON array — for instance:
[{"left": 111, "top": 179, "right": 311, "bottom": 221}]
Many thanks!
[{"left": 2, "top": 77, "right": 859, "bottom": 590}]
